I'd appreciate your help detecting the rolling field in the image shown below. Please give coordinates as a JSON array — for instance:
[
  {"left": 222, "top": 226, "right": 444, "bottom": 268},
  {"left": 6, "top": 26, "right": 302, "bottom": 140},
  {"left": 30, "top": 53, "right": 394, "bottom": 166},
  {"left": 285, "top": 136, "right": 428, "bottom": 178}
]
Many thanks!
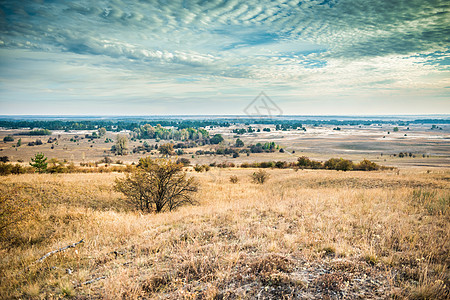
[{"left": 1, "top": 168, "right": 449, "bottom": 299}]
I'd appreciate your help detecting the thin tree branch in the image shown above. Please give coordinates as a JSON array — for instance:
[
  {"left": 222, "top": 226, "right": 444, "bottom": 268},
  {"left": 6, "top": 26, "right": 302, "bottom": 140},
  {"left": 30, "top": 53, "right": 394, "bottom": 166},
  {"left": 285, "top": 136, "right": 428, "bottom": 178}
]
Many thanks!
[
  {"left": 75, "top": 276, "right": 106, "bottom": 288},
  {"left": 37, "top": 239, "right": 84, "bottom": 263}
]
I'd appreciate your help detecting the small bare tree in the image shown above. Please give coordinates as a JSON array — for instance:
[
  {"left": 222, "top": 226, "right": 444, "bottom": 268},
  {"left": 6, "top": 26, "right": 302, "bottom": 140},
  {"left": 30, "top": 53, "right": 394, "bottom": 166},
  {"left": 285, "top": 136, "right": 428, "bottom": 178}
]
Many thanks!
[
  {"left": 115, "top": 158, "right": 197, "bottom": 213},
  {"left": 114, "top": 169, "right": 153, "bottom": 212}
]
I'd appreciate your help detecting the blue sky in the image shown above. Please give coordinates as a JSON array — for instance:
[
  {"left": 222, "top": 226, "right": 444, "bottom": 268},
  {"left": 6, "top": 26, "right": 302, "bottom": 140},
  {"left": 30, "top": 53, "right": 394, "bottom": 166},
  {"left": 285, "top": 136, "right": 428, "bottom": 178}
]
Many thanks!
[{"left": 0, "top": 0, "right": 449, "bottom": 115}]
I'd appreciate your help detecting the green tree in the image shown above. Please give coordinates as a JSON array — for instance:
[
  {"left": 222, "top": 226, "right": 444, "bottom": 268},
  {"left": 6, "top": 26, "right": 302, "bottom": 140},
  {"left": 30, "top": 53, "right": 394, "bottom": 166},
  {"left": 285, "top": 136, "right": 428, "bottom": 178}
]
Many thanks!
[
  {"left": 235, "top": 138, "right": 244, "bottom": 147},
  {"left": 393, "top": 127, "right": 399, "bottom": 132},
  {"left": 210, "top": 134, "right": 224, "bottom": 145},
  {"left": 115, "top": 134, "right": 128, "bottom": 155},
  {"left": 16, "top": 138, "right": 22, "bottom": 147},
  {"left": 3, "top": 136, "right": 14, "bottom": 142},
  {"left": 115, "top": 158, "right": 198, "bottom": 213},
  {"left": 30, "top": 153, "right": 48, "bottom": 173}
]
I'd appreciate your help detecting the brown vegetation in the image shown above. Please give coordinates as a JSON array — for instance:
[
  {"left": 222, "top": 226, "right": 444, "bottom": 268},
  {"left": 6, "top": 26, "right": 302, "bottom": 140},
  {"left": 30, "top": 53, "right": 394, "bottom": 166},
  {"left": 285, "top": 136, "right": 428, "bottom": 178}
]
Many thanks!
[
  {"left": 0, "top": 168, "right": 449, "bottom": 299},
  {"left": 114, "top": 158, "right": 198, "bottom": 213},
  {"left": 251, "top": 169, "right": 270, "bottom": 184}
]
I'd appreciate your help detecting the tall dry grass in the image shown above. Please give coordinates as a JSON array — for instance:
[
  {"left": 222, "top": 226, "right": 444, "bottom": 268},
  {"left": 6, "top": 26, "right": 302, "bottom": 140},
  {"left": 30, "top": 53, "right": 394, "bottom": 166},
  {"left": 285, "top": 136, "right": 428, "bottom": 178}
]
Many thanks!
[{"left": 0, "top": 168, "right": 449, "bottom": 299}]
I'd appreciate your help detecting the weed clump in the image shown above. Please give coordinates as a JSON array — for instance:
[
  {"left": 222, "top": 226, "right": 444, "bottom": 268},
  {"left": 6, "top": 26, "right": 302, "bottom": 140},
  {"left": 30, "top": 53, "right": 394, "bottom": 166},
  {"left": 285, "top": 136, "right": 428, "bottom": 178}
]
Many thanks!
[
  {"left": 411, "top": 189, "right": 449, "bottom": 215},
  {"left": 229, "top": 175, "right": 239, "bottom": 184},
  {"left": 320, "top": 246, "right": 336, "bottom": 257},
  {"left": 314, "top": 272, "right": 350, "bottom": 292},
  {"left": 194, "top": 164, "right": 210, "bottom": 172},
  {"left": 248, "top": 254, "right": 293, "bottom": 285},
  {"left": 252, "top": 169, "right": 269, "bottom": 184}
]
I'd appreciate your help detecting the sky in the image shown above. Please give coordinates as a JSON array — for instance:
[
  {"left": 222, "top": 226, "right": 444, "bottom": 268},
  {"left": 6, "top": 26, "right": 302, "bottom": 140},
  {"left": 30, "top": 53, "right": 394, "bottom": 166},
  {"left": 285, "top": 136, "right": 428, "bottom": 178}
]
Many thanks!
[{"left": 0, "top": 0, "right": 449, "bottom": 115}]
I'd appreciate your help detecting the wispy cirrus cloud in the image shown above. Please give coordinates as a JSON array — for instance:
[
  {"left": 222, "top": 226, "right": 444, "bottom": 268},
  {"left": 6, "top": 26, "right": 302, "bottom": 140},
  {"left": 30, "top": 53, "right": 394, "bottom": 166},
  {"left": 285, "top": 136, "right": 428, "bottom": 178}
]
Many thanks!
[{"left": 0, "top": 0, "right": 449, "bottom": 114}]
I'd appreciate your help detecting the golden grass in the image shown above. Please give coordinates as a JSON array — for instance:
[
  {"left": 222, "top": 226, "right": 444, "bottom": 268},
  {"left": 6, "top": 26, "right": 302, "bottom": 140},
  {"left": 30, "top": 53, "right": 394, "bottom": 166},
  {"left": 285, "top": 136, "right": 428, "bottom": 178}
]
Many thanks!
[{"left": 0, "top": 168, "right": 449, "bottom": 299}]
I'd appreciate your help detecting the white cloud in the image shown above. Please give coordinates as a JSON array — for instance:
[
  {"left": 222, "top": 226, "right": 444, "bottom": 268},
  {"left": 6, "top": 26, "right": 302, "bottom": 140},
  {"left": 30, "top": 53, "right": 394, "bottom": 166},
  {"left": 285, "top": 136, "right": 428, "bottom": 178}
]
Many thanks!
[{"left": 0, "top": 0, "right": 449, "bottom": 114}]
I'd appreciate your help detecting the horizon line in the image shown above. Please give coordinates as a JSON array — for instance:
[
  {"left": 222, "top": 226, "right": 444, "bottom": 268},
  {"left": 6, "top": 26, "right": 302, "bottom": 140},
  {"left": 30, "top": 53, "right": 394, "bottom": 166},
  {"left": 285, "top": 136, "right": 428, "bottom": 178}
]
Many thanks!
[{"left": 1, "top": 114, "right": 449, "bottom": 117}]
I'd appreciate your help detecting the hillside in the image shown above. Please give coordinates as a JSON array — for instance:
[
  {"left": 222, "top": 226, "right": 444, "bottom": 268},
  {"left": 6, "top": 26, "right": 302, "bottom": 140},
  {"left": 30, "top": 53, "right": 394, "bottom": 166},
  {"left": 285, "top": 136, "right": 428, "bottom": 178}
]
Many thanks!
[{"left": 1, "top": 168, "right": 449, "bottom": 299}]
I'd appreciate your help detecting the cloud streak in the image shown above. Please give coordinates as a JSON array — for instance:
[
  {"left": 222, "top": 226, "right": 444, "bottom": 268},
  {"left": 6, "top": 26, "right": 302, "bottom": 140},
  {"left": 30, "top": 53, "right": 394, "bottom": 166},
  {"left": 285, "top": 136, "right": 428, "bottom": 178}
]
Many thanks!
[{"left": 0, "top": 0, "right": 449, "bottom": 114}]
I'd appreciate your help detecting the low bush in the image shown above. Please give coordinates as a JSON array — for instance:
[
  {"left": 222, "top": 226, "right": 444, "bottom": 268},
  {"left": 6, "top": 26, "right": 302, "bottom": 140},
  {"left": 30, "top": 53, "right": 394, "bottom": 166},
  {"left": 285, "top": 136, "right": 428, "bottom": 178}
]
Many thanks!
[
  {"left": 354, "top": 159, "right": 379, "bottom": 171},
  {"left": 252, "top": 169, "right": 269, "bottom": 184},
  {"left": 18, "top": 129, "right": 52, "bottom": 136},
  {"left": 216, "top": 162, "right": 235, "bottom": 168},
  {"left": 176, "top": 158, "right": 191, "bottom": 166},
  {"left": 194, "top": 165, "right": 204, "bottom": 172},
  {"left": 0, "top": 163, "right": 32, "bottom": 175},
  {"left": 229, "top": 175, "right": 239, "bottom": 183}
]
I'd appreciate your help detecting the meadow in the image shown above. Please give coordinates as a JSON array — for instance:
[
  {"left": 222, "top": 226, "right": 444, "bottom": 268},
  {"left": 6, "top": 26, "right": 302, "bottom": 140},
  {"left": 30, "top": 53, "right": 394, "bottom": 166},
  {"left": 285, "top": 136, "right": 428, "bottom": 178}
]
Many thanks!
[{"left": 1, "top": 167, "right": 449, "bottom": 299}]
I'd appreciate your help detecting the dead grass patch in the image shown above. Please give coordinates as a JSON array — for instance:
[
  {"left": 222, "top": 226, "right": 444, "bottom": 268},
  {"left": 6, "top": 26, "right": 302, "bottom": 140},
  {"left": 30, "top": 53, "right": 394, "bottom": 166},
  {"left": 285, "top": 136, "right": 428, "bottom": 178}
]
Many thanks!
[{"left": 0, "top": 169, "right": 449, "bottom": 299}]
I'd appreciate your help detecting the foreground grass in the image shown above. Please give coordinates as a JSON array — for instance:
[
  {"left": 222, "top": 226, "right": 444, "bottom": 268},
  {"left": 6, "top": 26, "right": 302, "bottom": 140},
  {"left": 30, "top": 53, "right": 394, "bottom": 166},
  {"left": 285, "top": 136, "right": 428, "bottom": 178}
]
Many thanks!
[{"left": 0, "top": 168, "right": 449, "bottom": 299}]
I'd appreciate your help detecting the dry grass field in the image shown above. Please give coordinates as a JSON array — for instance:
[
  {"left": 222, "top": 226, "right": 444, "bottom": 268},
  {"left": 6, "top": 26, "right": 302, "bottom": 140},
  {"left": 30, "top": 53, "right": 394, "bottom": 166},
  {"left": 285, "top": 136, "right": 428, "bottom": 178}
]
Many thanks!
[
  {"left": 1, "top": 168, "right": 449, "bottom": 299},
  {"left": 1, "top": 123, "right": 449, "bottom": 169}
]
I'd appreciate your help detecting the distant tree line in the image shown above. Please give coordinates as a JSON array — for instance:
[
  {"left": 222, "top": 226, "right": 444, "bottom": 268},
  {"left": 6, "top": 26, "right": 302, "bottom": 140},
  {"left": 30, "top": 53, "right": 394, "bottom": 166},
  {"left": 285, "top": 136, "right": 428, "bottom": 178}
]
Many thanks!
[
  {"left": 295, "top": 156, "right": 382, "bottom": 171},
  {"left": 249, "top": 142, "right": 278, "bottom": 153},
  {"left": 1, "top": 118, "right": 447, "bottom": 137},
  {"left": 16, "top": 129, "right": 52, "bottom": 136},
  {"left": 0, "top": 119, "right": 231, "bottom": 132},
  {"left": 193, "top": 141, "right": 282, "bottom": 158},
  {"left": 128, "top": 132, "right": 225, "bottom": 156},
  {"left": 229, "top": 118, "right": 449, "bottom": 126},
  {"left": 232, "top": 124, "right": 305, "bottom": 134},
  {"left": 133, "top": 124, "right": 210, "bottom": 141}
]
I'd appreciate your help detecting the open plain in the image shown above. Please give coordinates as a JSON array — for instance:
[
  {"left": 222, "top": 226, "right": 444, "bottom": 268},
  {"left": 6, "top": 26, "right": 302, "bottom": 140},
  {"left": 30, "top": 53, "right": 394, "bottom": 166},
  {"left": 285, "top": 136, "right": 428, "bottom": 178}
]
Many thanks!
[{"left": 1, "top": 123, "right": 449, "bottom": 168}]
